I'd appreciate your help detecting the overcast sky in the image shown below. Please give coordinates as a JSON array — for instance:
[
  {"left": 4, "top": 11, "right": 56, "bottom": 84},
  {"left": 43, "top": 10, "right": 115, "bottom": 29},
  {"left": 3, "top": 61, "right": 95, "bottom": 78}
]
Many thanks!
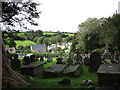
[{"left": 29, "top": 0, "right": 120, "bottom": 32}]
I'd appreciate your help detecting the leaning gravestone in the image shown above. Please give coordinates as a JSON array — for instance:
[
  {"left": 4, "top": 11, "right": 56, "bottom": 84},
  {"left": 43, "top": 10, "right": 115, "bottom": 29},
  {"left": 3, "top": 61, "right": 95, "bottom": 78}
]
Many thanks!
[
  {"left": 43, "top": 64, "right": 66, "bottom": 78},
  {"left": 56, "top": 58, "right": 63, "bottom": 64},
  {"left": 84, "top": 57, "right": 90, "bottom": 66},
  {"left": 47, "top": 56, "right": 53, "bottom": 62},
  {"left": 63, "top": 65, "right": 81, "bottom": 77},
  {"left": 90, "top": 52, "right": 102, "bottom": 72}
]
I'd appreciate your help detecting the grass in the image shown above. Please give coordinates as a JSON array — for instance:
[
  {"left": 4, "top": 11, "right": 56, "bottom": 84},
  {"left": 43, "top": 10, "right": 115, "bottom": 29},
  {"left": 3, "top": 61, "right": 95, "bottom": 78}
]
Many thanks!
[
  {"left": 15, "top": 40, "right": 36, "bottom": 49},
  {"left": 19, "top": 57, "right": 98, "bottom": 88}
]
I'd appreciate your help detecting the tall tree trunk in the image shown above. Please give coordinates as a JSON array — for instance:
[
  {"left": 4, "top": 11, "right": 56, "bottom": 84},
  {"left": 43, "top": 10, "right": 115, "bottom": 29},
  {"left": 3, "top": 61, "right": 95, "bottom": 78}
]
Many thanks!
[{"left": 0, "top": 31, "right": 29, "bottom": 88}]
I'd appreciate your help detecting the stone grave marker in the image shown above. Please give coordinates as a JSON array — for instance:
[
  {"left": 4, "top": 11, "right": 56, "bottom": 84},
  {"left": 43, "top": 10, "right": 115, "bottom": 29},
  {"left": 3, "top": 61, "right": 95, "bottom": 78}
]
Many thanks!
[
  {"left": 43, "top": 64, "right": 66, "bottom": 78},
  {"left": 40, "top": 56, "right": 44, "bottom": 61},
  {"left": 30, "top": 54, "right": 36, "bottom": 63},
  {"left": 90, "top": 52, "right": 102, "bottom": 72},
  {"left": 97, "top": 64, "right": 120, "bottom": 87},
  {"left": 56, "top": 58, "right": 63, "bottom": 64},
  {"left": 21, "top": 62, "right": 46, "bottom": 76},
  {"left": 63, "top": 56, "right": 68, "bottom": 64},
  {"left": 102, "top": 50, "right": 112, "bottom": 64},
  {"left": 11, "top": 54, "right": 21, "bottom": 70},
  {"left": 47, "top": 56, "right": 53, "bottom": 62},
  {"left": 67, "top": 55, "right": 74, "bottom": 66},
  {"left": 23, "top": 56, "right": 30, "bottom": 65},
  {"left": 63, "top": 65, "right": 81, "bottom": 77},
  {"left": 84, "top": 57, "right": 90, "bottom": 66}
]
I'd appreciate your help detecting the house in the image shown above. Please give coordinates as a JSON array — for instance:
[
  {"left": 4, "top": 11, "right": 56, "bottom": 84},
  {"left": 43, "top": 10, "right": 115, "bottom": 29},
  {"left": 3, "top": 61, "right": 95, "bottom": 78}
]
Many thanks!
[
  {"left": 48, "top": 43, "right": 72, "bottom": 53},
  {"left": 5, "top": 47, "right": 16, "bottom": 53},
  {"left": 31, "top": 44, "right": 47, "bottom": 53}
]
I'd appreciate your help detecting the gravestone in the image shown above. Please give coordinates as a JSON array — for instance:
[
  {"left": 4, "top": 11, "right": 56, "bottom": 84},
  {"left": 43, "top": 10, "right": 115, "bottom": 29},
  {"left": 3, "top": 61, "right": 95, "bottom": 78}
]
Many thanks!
[
  {"left": 40, "top": 56, "right": 44, "bottom": 61},
  {"left": 63, "top": 56, "right": 68, "bottom": 64},
  {"left": 47, "top": 56, "right": 53, "bottom": 62},
  {"left": 43, "top": 64, "right": 66, "bottom": 78},
  {"left": 90, "top": 52, "right": 102, "bottom": 72},
  {"left": 67, "top": 55, "right": 73, "bottom": 66},
  {"left": 102, "top": 50, "right": 112, "bottom": 64},
  {"left": 30, "top": 54, "right": 36, "bottom": 63},
  {"left": 114, "top": 51, "right": 120, "bottom": 64},
  {"left": 84, "top": 57, "right": 90, "bottom": 66},
  {"left": 23, "top": 56, "right": 30, "bottom": 65},
  {"left": 21, "top": 62, "right": 46, "bottom": 76},
  {"left": 11, "top": 54, "right": 21, "bottom": 70},
  {"left": 97, "top": 64, "right": 120, "bottom": 87},
  {"left": 63, "top": 65, "right": 81, "bottom": 77},
  {"left": 56, "top": 58, "right": 63, "bottom": 64},
  {"left": 58, "top": 78, "right": 71, "bottom": 86}
]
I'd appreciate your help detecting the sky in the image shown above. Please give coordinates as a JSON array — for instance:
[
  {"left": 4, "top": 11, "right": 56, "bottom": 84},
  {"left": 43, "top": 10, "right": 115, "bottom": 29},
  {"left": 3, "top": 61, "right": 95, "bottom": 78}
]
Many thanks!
[{"left": 26, "top": 0, "right": 120, "bottom": 32}]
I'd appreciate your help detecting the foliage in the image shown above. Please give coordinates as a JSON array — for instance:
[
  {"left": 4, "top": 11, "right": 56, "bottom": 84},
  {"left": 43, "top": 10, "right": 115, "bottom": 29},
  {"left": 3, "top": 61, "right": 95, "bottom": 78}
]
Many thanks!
[
  {"left": 2, "top": 2, "right": 41, "bottom": 29},
  {"left": 100, "top": 14, "right": 120, "bottom": 51},
  {"left": 75, "top": 18, "right": 106, "bottom": 52}
]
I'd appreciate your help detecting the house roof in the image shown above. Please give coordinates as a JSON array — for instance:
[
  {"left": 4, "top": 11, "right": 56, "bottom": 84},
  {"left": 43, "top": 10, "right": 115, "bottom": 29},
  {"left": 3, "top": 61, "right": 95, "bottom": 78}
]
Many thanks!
[{"left": 31, "top": 44, "right": 46, "bottom": 52}]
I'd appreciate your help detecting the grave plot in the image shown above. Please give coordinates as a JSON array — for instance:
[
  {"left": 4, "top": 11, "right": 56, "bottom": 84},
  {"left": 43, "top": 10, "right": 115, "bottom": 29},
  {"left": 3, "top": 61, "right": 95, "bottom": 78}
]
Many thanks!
[
  {"left": 43, "top": 64, "right": 66, "bottom": 78},
  {"left": 63, "top": 65, "right": 82, "bottom": 77},
  {"left": 97, "top": 64, "right": 120, "bottom": 87},
  {"left": 20, "top": 62, "right": 46, "bottom": 76}
]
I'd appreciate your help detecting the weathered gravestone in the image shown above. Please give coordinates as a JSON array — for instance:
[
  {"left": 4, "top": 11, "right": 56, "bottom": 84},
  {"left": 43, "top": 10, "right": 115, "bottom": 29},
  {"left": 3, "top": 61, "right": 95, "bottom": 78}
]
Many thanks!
[
  {"left": 47, "top": 56, "right": 53, "bottom": 62},
  {"left": 114, "top": 51, "right": 120, "bottom": 64},
  {"left": 63, "top": 65, "right": 81, "bottom": 77},
  {"left": 23, "top": 56, "right": 30, "bottom": 65},
  {"left": 63, "top": 56, "right": 68, "bottom": 64},
  {"left": 43, "top": 64, "right": 66, "bottom": 78},
  {"left": 102, "top": 50, "right": 112, "bottom": 64},
  {"left": 74, "top": 49, "right": 83, "bottom": 65},
  {"left": 20, "top": 62, "right": 46, "bottom": 76},
  {"left": 90, "top": 52, "right": 102, "bottom": 72},
  {"left": 56, "top": 58, "right": 63, "bottom": 64},
  {"left": 30, "top": 54, "right": 36, "bottom": 63},
  {"left": 40, "top": 56, "right": 44, "bottom": 61},
  {"left": 11, "top": 54, "right": 21, "bottom": 70},
  {"left": 74, "top": 55, "right": 83, "bottom": 65},
  {"left": 58, "top": 78, "right": 71, "bottom": 86},
  {"left": 97, "top": 64, "right": 120, "bottom": 87},
  {"left": 67, "top": 55, "right": 74, "bottom": 66},
  {"left": 84, "top": 57, "right": 90, "bottom": 66}
]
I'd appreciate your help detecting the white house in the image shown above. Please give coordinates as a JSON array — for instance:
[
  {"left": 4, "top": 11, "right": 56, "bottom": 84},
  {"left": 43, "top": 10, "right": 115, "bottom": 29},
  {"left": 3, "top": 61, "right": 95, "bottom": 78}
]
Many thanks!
[{"left": 48, "top": 43, "right": 72, "bottom": 53}]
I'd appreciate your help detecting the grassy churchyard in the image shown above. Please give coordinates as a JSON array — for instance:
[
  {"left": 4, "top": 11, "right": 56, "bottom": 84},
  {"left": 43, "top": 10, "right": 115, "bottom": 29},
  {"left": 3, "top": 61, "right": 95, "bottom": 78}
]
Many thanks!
[{"left": 18, "top": 57, "right": 98, "bottom": 88}]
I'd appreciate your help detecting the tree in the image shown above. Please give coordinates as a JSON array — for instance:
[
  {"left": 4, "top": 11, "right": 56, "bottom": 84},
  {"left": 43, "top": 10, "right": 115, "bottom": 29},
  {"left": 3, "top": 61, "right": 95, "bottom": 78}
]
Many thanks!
[
  {"left": 77, "top": 18, "right": 106, "bottom": 52},
  {"left": 1, "top": 1, "right": 40, "bottom": 87},
  {"left": 100, "top": 14, "right": 120, "bottom": 51}
]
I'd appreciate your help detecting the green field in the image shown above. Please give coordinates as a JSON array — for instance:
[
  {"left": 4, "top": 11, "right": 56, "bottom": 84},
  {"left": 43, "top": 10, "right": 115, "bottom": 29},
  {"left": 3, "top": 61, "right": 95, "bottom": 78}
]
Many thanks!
[
  {"left": 15, "top": 40, "right": 36, "bottom": 49},
  {"left": 43, "top": 32, "right": 74, "bottom": 36}
]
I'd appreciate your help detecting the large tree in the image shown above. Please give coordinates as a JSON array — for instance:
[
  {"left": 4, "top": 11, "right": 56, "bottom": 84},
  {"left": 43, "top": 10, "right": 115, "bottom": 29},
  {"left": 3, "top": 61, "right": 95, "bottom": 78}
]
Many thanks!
[{"left": 1, "top": 1, "right": 41, "bottom": 88}]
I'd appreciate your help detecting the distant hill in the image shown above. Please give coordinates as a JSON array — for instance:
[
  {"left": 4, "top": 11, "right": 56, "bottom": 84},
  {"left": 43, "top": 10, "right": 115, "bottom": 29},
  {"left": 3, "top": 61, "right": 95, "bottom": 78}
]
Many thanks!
[{"left": 43, "top": 32, "right": 74, "bottom": 36}]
